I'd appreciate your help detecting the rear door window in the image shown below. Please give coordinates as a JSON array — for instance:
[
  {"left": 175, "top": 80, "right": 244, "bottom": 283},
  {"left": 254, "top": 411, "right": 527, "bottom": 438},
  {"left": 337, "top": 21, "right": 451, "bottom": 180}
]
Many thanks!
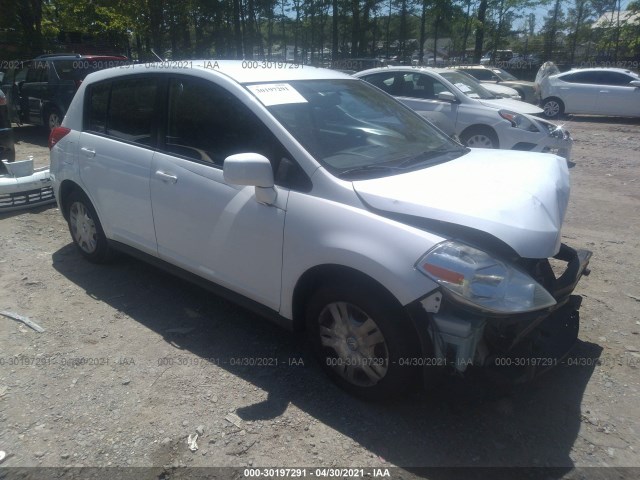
[
  {"left": 83, "top": 76, "right": 159, "bottom": 147},
  {"left": 107, "top": 77, "right": 158, "bottom": 145}
]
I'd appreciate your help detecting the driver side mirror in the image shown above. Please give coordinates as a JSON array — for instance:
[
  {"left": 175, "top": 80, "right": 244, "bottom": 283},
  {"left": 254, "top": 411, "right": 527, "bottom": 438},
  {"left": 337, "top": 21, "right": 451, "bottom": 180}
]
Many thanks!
[
  {"left": 490, "top": 75, "right": 500, "bottom": 82},
  {"left": 223, "top": 153, "right": 277, "bottom": 205},
  {"left": 437, "top": 91, "right": 457, "bottom": 103},
  {"left": 630, "top": 80, "right": 640, "bottom": 88}
]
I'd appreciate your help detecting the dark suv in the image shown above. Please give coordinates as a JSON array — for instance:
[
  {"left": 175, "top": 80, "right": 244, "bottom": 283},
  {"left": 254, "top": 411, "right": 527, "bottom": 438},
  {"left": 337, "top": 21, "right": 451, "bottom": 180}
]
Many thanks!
[
  {"left": 0, "top": 87, "right": 15, "bottom": 165},
  {"left": 1, "top": 54, "right": 128, "bottom": 131}
]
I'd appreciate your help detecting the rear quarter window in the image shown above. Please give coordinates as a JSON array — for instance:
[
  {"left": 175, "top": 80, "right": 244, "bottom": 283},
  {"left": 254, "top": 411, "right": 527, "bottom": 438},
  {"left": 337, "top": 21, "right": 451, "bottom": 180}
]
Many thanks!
[{"left": 86, "top": 82, "right": 110, "bottom": 133}]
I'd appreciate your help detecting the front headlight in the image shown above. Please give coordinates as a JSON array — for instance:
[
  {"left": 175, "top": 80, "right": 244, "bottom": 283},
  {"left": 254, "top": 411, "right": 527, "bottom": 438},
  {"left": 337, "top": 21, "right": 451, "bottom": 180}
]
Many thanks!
[
  {"left": 498, "top": 110, "right": 539, "bottom": 132},
  {"left": 416, "top": 241, "right": 556, "bottom": 314}
]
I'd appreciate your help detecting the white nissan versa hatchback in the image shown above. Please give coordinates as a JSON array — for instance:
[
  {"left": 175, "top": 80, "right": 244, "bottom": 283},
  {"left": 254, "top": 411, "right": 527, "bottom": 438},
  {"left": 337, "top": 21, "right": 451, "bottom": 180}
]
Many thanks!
[{"left": 49, "top": 61, "right": 591, "bottom": 400}]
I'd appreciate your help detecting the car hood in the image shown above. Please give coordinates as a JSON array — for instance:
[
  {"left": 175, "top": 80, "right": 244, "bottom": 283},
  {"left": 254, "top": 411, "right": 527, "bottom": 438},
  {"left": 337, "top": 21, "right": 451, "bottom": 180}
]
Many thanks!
[
  {"left": 482, "top": 84, "right": 519, "bottom": 96},
  {"left": 352, "top": 149, "right": 570, "bottom": 259},
  {"left": 477, "top": 97, "right": 543, "bottom": 114},
  {"left": 503, "top": 80, "right": 535, "bottom": 88}
]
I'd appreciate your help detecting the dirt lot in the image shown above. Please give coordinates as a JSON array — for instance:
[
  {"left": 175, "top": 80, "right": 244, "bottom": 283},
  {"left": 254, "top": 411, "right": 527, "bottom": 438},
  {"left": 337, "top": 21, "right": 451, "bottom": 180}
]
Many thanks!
[{"left": 1, "top": 119, "right": 639, "bottom": 478}]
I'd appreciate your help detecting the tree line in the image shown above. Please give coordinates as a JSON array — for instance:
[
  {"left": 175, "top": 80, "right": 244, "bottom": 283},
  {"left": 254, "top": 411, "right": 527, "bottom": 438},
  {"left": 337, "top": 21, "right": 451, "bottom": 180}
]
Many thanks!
[{"left": 1, "top": 0, "right": 639, "bottom": 66}]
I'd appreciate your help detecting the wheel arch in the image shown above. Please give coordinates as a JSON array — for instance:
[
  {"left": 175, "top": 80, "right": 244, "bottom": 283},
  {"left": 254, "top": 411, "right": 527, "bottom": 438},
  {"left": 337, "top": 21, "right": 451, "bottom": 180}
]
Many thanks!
[
  {"left": 291, "top": 264, "right": 410, "bottom": 332},
  {"left": 460, "top": 124, "right": 500, "bottom": 148},
  {"left": 58, "top": 180, "right": 85, "bottom": 221}
]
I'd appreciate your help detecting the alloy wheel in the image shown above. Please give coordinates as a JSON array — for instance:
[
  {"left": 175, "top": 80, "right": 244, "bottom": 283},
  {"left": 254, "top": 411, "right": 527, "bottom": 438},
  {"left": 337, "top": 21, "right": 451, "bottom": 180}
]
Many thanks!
[
  {"left": 317, "top": 301, "right": 389, "bottom": 387},
  {"left": 69, "top": 201, "right": 98, "bottom": 254}
]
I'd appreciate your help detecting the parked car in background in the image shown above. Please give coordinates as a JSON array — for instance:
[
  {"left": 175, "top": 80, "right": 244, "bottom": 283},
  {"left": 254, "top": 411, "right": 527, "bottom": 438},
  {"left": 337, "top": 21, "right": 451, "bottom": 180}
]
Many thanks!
[
  {"left": 354, "top": 66, "right": 572, "bottom": 158},
  {"left": 0, "top": 88, "right": 15, "bottom": 165},
  {"left": 1, "top": 54, "right": 128, "bottom": 131},
  {"left": 424, "top": 55, "right": 445, "bottom": 66},
  {"left": 536, "top": 63, "right": 640, "bottom": 119},
  {"left": 453, "top": 65, "right": 539, "bottom": 103},
  {"left": 454, "top": 70, "right": 522, "bottom": 100},
  {"left": 50, "top": 61, "right": 591, "bottom": 400}
]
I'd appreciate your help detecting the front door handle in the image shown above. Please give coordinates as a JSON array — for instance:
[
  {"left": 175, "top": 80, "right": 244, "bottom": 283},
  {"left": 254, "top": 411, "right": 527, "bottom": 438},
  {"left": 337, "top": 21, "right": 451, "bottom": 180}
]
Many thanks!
[
  {"left": 80, "top": 147, "right": 96, "bottom": 158},
  {"left": 155, "top": 170, "right": 178, "bottom": 184}
]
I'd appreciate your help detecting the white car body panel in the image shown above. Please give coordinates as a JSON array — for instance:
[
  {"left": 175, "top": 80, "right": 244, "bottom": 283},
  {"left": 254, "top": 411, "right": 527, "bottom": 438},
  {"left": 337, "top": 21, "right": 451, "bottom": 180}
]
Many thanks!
[
  {"left": 477, "top": 98, "right": 543, "bottom": 114},
  {"left": 594, "top": 84, "right": 640, "bottom": 117},
  {"left": 353, "top": 150, "right": 569, "bottom": 259},
  {"left": 150, "top": 151, "right": 288, "bottom": 310},
  {"left": 78, "top": 132, "right": 158, "bottom": 256},
  {"left": 279, "top": 187, "right": 442, "bottom": 319},
  {"left": 551, "top": 80, "right": 596, "bottom": 114}
]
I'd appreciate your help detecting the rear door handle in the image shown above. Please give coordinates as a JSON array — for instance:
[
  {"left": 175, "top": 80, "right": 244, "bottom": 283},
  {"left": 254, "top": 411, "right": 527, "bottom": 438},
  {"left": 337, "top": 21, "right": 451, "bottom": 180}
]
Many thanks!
[
  {"left": 155, "top": 170, "right": 178, "bottom": 184},
  {"left": 80, "top": 147, "right": 96, "bottom": 158},
  {"left": 599, "top": 90, "right": 609, "bottom": 93}
]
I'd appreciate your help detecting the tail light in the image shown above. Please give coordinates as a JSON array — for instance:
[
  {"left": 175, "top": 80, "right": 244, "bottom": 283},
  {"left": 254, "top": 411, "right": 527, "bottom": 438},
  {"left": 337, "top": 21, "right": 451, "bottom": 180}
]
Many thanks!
[
  {"left": 0, "top": 94, "right": 6, "bottom": 106},
  {"left": 75, "top": 80, "right": 83, "bottom": 89},
  {"left": 48, "top": 127, "right": 71, "bottom": 150}
]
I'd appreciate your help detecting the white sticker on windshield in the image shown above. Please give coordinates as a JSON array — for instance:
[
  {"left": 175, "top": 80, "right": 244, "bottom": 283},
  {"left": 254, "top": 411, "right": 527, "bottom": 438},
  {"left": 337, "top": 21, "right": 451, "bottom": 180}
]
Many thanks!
[
  {"left": 454, "top": 83, "right": 472, "bottom": 93},
  {"left": 247, "top": 83, "right": 308, "bottom": 106}
]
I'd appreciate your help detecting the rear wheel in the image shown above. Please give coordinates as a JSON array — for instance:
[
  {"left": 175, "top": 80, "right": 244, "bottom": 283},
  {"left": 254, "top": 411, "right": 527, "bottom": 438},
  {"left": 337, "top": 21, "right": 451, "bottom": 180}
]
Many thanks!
[
  {"left": 66, "top": 190, "right": 114, "bottom": 263},
  {"left": 46, "top": 107, "right": 62, "bottom": 132},
  {"left": 306, "top": 280, "right": 422, "bottom": 400},
  {"left": 460, "top": 127, "right": 499, "bottom": 149},
  {"left": 541, "top": 97, "right": 564, "bottom": 119}
]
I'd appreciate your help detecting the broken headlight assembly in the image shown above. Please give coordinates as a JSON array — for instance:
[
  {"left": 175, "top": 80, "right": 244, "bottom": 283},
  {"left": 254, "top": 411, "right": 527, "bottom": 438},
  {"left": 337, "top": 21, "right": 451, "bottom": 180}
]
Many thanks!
[{"left": 416, "top": 240, "right": 557, "bottom": 314}]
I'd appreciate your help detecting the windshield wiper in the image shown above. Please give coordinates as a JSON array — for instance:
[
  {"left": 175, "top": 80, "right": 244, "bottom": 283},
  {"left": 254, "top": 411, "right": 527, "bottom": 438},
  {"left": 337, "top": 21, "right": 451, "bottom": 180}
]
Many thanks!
[
  {"left": 337, "top": 147, "right": 468, "bottom": 178},
  {"left": 337, "top": 164, "right": 405, "bottom": 178},
  {"left": 396, "top": 147, "right": 468, "bottom": 169}
]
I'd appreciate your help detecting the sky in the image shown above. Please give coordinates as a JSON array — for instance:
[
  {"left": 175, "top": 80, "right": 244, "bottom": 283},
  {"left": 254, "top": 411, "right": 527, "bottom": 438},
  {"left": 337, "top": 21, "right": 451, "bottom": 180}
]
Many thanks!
[{"left": 530, "top": 0, "right": 632, "bottom": 32}]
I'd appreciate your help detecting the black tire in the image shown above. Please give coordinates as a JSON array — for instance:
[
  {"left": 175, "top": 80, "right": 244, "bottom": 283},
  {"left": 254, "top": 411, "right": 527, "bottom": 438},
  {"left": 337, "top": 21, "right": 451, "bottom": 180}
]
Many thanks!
[
  {"left": 66, "top": 190, "right": 114, "bottom": 263},
  {"left": 460, "top": 126, "right": 499, "bottom": 149},
  {"left": 306, "top": 280, "right": 423, "bottom": 401},
  {"left": 541, "top": 97, "right": 564, "bottom": 119}
]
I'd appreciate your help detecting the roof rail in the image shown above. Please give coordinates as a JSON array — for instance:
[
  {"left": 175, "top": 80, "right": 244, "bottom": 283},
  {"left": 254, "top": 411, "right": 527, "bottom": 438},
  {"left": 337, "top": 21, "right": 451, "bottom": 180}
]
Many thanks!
[{"left": 34, "top": 53, "right": 81, "bottom": 59}]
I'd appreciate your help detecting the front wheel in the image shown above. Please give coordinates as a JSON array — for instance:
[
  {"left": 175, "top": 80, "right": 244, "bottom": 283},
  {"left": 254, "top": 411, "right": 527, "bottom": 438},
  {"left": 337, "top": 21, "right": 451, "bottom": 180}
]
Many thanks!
[
  {"left": 460, "top": 127, "right": 499, "bottom": 149},
  {"left": 66, "top": 190, "right": 114, "bottom": 263},
  {"left": 306, "top": 281, "right": 422, "bottom": 400}
]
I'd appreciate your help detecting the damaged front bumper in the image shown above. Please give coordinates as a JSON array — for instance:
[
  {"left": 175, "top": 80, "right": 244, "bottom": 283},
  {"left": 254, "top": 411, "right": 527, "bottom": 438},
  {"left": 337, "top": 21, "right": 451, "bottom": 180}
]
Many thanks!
[
  {"left": 0, "top": 159, "right": 56, "bottom": 212},
  {"left": 407, "top": 243, "right": 592, "bottom": 384},
  {"left": 508, "top": 117, "right": 572, "bottom": 161}
]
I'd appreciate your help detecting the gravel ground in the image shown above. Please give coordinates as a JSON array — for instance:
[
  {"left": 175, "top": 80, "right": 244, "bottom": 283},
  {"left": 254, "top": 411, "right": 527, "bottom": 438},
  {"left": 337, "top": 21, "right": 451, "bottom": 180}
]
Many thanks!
[{"left": 1, "top": 119, "right": 639, "bottom": 478}]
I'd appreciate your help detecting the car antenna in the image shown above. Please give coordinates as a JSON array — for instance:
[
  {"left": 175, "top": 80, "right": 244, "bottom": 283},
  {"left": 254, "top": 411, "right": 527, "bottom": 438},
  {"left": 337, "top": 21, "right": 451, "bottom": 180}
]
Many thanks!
[{"left": 150, "top": 49, "right": 165, "bottom": 62}]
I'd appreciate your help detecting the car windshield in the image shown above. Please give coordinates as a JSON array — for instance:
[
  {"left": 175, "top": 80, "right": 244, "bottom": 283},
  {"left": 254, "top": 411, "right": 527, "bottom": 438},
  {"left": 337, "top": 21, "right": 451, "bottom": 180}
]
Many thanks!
[
  {"left": 439, "top": 71, "right": 495, "bottom": 100},
  {"left": 493, "top": 68, "right": 518, "bottom": 81},
  {"left": 246, "top": 79, "right": 467, "bottom": 178}
]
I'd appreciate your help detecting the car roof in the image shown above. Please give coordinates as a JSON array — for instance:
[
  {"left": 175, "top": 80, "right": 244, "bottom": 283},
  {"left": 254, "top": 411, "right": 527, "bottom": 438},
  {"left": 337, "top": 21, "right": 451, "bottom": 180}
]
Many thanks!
[
  {"left": 82, "top": 60, "right": 353, "bottom": 85},
  {"left": 559, "top": 67, "right": 637, "bottom": 75},
  {"left": 33, "top": 54, "right": 128, "bottom": 61},
  {"left": 356, "top": 66, "right": 446, "bottom": 75}
]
